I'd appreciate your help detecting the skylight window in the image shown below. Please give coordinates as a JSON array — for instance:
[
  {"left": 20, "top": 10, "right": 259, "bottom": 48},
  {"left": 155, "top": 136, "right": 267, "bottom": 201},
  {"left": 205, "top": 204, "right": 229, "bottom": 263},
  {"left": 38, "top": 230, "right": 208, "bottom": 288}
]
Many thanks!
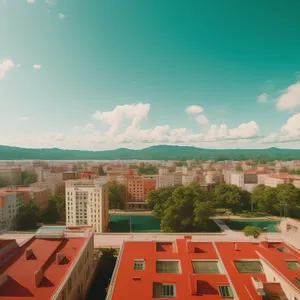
[
  {"left": 235, "top": 260, "right": 263, "bottom": 274},
  {"left": 133, "top": 259, "right": 145, "bottom": 271},
  {"left": 286, "top": 260, "right": 300, "bottom": 271},
  {"left": 192, "top": 260, "right": 222, "bottom": 274},
  {"left": 294, "top": 277, "right": 300, "bottom": 286},
  {"left": 219, "top": 285, "right": 234, "bottom": 298},
  {"left": 277, "top": 247, "right": 288, "bottom": 253},
  {"left": 153, "top": 283, "right": 176, "bottom": 298},
  {"left": 156, "top": 260, "right": 180, "bottom": 273}
]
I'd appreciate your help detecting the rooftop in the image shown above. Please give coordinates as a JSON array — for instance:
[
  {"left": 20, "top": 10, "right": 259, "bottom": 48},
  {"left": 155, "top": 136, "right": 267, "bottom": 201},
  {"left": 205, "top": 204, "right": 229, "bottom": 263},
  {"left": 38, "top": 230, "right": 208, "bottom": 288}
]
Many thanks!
[
  {"left": 0, "top": 230, "right": 88, "bottom": 300},
  {"left": 108, "top": 238, "right": 300, "bottom": 300}
]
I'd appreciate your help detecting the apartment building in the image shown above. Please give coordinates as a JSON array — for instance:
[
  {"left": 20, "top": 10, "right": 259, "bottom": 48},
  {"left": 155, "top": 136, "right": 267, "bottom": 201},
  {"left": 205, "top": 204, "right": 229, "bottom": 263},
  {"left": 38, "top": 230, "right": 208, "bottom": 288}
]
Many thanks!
[
  {"left": 106, "top": 237, "right": 300, "bottom": 300},
  {"left": 0, "top": 186, "right": 48, "bottom": 211},
  {"left": 0, "top": 226, "right": 95, "bottom": 300},
  {"left": 65, "top": 179, "right": 109, "bottom": 233},
  {"left": 0, "top": 167, "right": 22, "bottom": 185},
  {"left": 125, "top": 176, "right": 156, "bottom": 209},
  {"left": 0, "top": 191, "right": 24, "bottom": 230},
  {"left": 156, "top": 173, "right": 182, "bottom": 189}
]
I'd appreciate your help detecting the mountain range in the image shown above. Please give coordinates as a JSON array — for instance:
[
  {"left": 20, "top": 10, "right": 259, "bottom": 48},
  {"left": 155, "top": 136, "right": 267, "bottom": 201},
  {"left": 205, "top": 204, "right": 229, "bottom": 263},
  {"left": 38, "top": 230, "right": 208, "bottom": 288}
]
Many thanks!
[{"left": 0, "top": 145, "right": 300, "bottom": 161}]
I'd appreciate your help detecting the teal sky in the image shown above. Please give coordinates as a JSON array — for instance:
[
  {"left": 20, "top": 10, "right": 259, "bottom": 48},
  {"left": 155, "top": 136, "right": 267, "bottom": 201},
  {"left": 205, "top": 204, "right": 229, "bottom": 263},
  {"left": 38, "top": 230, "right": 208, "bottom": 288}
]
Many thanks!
[{"left": 1, "top": 0, "right": 300, "bottom": 150}]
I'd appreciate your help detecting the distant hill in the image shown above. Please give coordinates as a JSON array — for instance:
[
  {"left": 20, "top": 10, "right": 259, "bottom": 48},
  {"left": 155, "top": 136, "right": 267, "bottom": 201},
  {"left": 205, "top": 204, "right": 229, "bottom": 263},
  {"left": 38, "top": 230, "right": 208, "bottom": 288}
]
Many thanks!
[{"left": 0, "top": 144, "right": 300, "bottom": 161}]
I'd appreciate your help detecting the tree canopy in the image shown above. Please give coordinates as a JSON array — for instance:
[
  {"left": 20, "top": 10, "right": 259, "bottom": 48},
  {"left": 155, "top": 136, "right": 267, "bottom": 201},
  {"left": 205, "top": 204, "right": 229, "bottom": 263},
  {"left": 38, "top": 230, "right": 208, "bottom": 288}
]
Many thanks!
[
  {"left": 22, "top": 171, "right": 37, "bottom": 186},
  {"left": 138, "top": 165, "right": 158, "bottom": 175},
  {"left": 146, "top": 184, "right": 216, "bottom": 232},
  {"left": 0, "top": 177, "right": 8, "bottom": 188},
  {"left": 108, "top": 183, "right": 125, "bottom": 209},
  {"left": 243, "top": 226, "right": 262, "bottom": 238},
  {"left": 212, "top": 184, "right": 250, "bottom": 213},
  {"left": 16, "top": 201, "right": 40, "bottom": 230}
]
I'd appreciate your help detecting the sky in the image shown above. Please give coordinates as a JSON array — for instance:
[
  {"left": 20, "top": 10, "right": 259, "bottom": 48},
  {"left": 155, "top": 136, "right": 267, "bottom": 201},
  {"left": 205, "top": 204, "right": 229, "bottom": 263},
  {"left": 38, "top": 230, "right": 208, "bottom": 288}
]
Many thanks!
[{"left": 1, "top": 0, "right": 300, "bottom": 150}]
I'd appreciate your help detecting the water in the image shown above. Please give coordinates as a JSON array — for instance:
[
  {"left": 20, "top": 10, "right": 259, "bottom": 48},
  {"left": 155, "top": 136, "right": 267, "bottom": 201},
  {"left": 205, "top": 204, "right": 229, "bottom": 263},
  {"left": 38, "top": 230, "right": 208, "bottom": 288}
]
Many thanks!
[
  {"left": 109, "top": 215, "right": 161, "bottom": 232},
  {"left": 224, "top": 219, "right": 279, "bottom": 232}
]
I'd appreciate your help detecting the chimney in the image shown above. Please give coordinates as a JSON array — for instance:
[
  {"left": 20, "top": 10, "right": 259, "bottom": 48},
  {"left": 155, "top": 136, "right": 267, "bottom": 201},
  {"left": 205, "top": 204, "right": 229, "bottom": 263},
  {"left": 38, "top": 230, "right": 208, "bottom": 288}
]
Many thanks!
[
  {"left": 234, "top": 243, "right": 238, "bottom": 251},
  {"left": 56, "top": 253, "right": 66, "bottom": 265},
  {"left": 0, "top": 273, "right": 8, "bottom": 289},
  {"left": 26, "top": 248, "right": 34, "bottom": 260},
  {"left": 34, "top": 268, "right": 44, "bottom": 287}
]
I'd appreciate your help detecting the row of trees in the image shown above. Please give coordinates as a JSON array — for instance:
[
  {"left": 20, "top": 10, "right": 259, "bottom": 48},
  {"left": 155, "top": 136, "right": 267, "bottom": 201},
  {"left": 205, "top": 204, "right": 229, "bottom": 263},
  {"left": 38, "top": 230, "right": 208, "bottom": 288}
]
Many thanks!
[
  {"left": 146, "top": 184, "right": 216, "bottom": 232},
  {"left": 252, "top": 184, "right": 300, "bottom": 217}
]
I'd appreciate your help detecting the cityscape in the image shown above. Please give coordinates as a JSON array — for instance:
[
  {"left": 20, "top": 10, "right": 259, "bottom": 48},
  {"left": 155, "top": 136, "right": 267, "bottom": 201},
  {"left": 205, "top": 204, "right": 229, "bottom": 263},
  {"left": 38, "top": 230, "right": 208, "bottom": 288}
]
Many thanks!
[{"left": 1, "top": 0, "right": 300, "bottom": 300}]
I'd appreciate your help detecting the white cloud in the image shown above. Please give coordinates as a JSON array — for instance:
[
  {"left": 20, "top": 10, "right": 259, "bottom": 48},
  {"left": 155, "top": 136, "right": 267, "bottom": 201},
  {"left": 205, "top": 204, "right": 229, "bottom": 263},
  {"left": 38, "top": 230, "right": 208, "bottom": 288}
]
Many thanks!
[
  {"left": 262, "top": 113, "right": 300, "bottom": 143},
  {"left": 276, "top": 82, "right": 300, "bottom": 111},
  {"left": 195, "top": 114, "right": 209, "bottom": 124},
  {"left": 57, "top": 13, "right": 65, "bottom": 19},
  {"left": 257, "top": 93, "right": 269, "bottom": 104},
  {"left": 0, "top": 59, "right": 14, "bottom": 79},
  {"left": 185, "top": 105, "right": 204, "bottom": 114},
  {"left": 93, "top": 103, "right": 150, "bottom": 138},
  {"left": 20, "top": 117, "right": 29, "bottom": 121},
  {"left": 33, "top": 64, "right": 41, "bottom": 69},
  {"left": 27, "top": 0, "right": 35, "bottom": 3}
]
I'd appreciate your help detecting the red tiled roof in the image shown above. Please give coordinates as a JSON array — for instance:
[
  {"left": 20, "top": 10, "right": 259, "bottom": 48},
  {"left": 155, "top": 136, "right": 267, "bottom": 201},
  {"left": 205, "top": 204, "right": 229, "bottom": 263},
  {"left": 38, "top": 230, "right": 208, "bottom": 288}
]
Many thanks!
[
  {"left": 0, "top": 237, "right": 85, "bottom": 300},
  {"left": 110, "top": 240, "right": 299, "bottom": 300},
  {"left": 111, "top": 239, "right": 230, "bottom": 300}
]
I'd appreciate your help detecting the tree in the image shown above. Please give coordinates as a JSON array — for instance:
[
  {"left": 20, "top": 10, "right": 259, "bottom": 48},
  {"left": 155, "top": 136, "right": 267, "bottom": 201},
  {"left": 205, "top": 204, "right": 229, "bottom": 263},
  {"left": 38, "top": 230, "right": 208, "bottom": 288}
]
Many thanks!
[
  {"left": 146, "top": 187, "right": 175, "bottom": 219},
  {"left": 243, "top": 226, "right": 262, "bottom": 238},
  {"left": 49, "top": 195, "right": 66, "bottom": 221},
  {"left": 138, "top": 165, "right": 158, "bottom": 175},
  {"left": 39, "top": 197, "right": 60, "bottom": 224},
  {"left": 158, "top": 184, "right": 215, "bottom": 232},
  {"left": 22, "top": 172, "right": 37, "bottom": 186},
  {"left": 15, "top": 202, "right": 40, "bottom": 230},
  {"left": 0, "top": 177, "right": 8, "bottom": 188},
  {"left": 276, "top": 184, "right": 299, "bottom": 217},
  {"left": 235, "top": 165, "right": 243, "bottom": 171},
  {"left": 252, "top": 185, "right": 278, "bottom": 214},
  {"left": 98, "top": 166, "right": 106, "bottom": 176},
  {"left": 212, "top": 184, "right": 244, "bottom": 213},
  {"left": 108, "top": 183, "right": 125, "bottom": 209}
]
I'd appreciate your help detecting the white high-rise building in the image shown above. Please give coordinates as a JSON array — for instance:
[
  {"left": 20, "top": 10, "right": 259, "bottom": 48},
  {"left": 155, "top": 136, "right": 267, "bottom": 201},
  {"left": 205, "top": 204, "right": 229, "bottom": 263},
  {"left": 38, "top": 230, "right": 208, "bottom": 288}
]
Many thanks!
[{"left": 65, "top": 178, "right": 109, "bottom": 233}]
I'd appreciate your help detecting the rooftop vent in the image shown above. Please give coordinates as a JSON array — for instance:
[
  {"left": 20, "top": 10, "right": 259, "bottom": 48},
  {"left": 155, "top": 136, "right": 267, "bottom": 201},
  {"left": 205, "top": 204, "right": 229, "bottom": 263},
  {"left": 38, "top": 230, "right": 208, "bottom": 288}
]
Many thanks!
[
  {"left": 56, "top": 253, "right": 66, "bottom": 265},
  {"left": 34, "top": 268, "right": 44, "bottom": 287},
  {"left": 26, "top": 248, "right": 36, "bottom": 260}
]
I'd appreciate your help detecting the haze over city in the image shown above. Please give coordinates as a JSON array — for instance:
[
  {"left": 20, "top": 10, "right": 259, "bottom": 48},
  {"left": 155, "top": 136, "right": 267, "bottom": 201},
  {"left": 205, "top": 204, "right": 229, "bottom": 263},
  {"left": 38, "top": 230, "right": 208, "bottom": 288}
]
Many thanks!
[{"left": 1, "top": 0, "right": 300, "bottom": 150}]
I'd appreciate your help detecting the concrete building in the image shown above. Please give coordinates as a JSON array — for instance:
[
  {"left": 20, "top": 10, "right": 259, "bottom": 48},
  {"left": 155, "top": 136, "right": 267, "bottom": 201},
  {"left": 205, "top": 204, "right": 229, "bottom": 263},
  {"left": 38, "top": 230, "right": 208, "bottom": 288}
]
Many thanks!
[
  {"left": 125, "top": 176, "right": 156, "bottom": 209},
  {"left": 0, "top": 191, "right": 24, "bottom": 230},
  {"left": 0, "top": 226, "right": 95, "bottom": 300},
  {"left": 0, "top": 167, "right": 22, "bottom": 185},
  {"left": 0, "top": 186, "right": 48, "bottom": 212},
  {"left": 156, "top": 173, "right": 182, "bottom": 189},
  {"left": 65, "top": 179, "right": 109, "bottom": 233},
  {"left": 107, "top": 237, "right": 300, "bottom": 300}
]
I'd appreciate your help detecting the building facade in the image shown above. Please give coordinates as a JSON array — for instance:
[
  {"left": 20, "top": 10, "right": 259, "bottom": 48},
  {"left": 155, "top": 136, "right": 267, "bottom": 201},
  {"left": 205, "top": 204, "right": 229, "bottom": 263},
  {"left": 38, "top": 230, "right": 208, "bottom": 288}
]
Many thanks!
[
  {"left": 65, "top": 179, "right": 109, "bottom": 233},
  {"left": 0, "top": 167, "right": 22, "bottom": 185},
  {"left": 106, "top": 237, "right": 300, "bottom": 300}
]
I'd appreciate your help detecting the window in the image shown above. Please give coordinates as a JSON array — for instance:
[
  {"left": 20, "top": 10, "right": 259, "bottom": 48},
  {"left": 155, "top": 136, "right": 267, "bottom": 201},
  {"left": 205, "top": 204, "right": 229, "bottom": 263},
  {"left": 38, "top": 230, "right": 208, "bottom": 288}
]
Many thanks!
[
  {"left": 286, "top": 260, "right": 300, "bottom": 271},
  {"left": 235, "top": 261, "right": 263, "bottom": 274},
  {"left": 294, "top": 277, "right": 300, "bottom": 286},
  {"left": 134, "top": 260, "right": 145, "bottom": 270},
  {"left": 192, "top": 261, "right": 222, "bottom": 274},
  {"left": 153, "top": 283, "right": 176, "bottom": 298},
  {"left": 277, "top": 247, "right": 288, "bottom": 253},
  {"left": 219, "top": 285, "right": 234, "bottom": 298},
  {"left": 156, "top": 261, "right": 180, "bottom": 273}
]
